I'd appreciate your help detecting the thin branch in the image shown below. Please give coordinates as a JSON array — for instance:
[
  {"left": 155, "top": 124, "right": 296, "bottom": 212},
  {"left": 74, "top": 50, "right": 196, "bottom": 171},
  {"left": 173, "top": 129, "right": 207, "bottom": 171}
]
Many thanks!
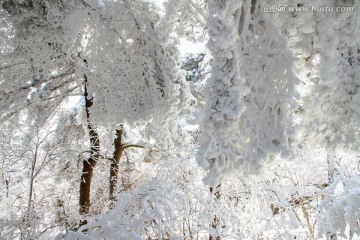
[
  {"left": 0, "top": 62, "right": 27, "bottom": 71},
  {"left": 122, "top": 143, "right": 145, "bottom": 150}
]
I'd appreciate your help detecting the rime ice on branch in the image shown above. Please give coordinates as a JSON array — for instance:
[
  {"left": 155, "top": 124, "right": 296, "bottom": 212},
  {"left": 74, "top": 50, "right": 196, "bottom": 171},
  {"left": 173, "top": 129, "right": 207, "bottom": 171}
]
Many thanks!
[{"left": 197, "top": 0, "right": 299, "bottom": 186}]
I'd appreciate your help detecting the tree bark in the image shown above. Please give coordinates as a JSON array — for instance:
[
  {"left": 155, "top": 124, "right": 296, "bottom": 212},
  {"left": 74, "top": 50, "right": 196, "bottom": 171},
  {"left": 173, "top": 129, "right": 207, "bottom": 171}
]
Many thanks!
[
  {"left": 327, "top": 153, "right": 335, "bottom": 185},
  {"left": 79, "top": 74, "right": 100, "bottom": 225},
  {"left": 326, "top": 152, "right": 338, "bottom": 240},
  {"left": 209, "top": 184, "right": 221, "bottom": 240},
  {"left": 109, "top": 127, "right": 144, "bottom": 203},
  {"left": 109, "top": 126, "right": 123, "bottom": 202}
]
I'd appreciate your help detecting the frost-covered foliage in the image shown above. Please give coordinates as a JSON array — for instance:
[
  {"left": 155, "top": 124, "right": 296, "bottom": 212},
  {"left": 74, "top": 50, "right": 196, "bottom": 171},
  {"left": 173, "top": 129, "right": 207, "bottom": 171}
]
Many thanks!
[
  {"left": 57, "top": 132, "right": 211, "bottom": 240},
  {"left": 197, "top": 0, "right": 299, "bottom": 185},
  {"left": 0, "top": 0, "right": 187, "bottom": 238},
  {"left": 0, "top": 115, "right": 81, "bottom": 239},
  {"left": 1, "top": 0, "right": 360, "bottom": 239},
  {"left": 317, "top": 154, "right": 360, "bottom": 239},
  {"left": 60, "top": 0, "right": 190, "bottom": 152},
  {"left": 60, "top": 140, "right": 350, "bottom": 240},
  {"left": 181, "top": 52, "right": 210, "bottom": 109},
  {"left": 62, "top": 182, "right": 184, "bottom": 240},
  {"left": 0, "top": 0, "right": 76, "bottom": 125},
  {"left": 268, "top": 1, "right": 360, "bottom": 238},
  {"left": 318, "top": 178, "right": 360, "bottom": 238},
  {"left": 162, "top": 0, "right": 207, "bottom": 41},
  {"left": 0, "top": 0, "right": 184, "bottom": 146},
  {"left": 271, "top": 0, "right": 360, "bottom": 152},
  {"left": 68, "top": 0, "right": 180, "bottom": 127},
  {"left": 182, "top": 53, "right": 206, "bottom": 82},
  {"left": 301, "top": 3, "right": 360, "bottom": 152}
]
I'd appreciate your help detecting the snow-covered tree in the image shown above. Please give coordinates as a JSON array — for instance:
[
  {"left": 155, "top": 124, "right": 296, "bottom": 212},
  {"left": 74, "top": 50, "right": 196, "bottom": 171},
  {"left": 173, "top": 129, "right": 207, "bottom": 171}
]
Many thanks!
[
  {"left": 0, "top": 0, "right": 188, "bottom": 233},
  {"left": 270, "top": 0, "right": 360, "bottom": 238},
  {"left": 1, "top": 0, "right": 360, "bottom": 239},
  {"left": 306, "top": 7, "right": 360, "bottom": 235},
  {"left": 197, "top": 0, "right": 299, "bottom": 186}
]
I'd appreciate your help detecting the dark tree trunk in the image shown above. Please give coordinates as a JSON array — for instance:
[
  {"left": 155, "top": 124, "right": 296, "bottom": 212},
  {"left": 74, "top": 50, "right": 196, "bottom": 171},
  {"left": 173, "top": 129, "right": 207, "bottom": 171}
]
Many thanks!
[
  {"left": 109, "top": 126, "right": 124, "bottom": 201},
  {"left": 79, "top": 74, "right": 100, "bottom": 225},
  {"left": 108, "top": 126, "right": 144, "bottom": 203}
]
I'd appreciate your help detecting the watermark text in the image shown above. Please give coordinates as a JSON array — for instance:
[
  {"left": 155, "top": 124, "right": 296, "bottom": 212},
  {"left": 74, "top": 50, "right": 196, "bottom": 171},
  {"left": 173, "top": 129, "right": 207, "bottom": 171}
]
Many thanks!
[{"left": 260, "top": 5, "right": 354, "bottom": 13}]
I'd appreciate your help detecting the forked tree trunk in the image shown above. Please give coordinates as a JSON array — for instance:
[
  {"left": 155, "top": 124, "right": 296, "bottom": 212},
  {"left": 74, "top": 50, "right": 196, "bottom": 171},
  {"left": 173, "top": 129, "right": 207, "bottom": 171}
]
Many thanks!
[
  {"left": 109, "top": 126, "right": 124, "bottom": 201},
  {"left": 79, "top": 74, "right": 100, "bottom": 225},
  {"left": 108, "top": 126, "right": 144, "bottom": 202}
]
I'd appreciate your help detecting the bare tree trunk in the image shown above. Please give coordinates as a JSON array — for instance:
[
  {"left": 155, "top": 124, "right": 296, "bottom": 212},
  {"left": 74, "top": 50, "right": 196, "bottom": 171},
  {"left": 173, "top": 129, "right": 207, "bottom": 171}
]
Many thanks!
[
  {"left": 108, "top": 126, "right": 144, "bottom": 202},
  {"left": 326, "top": 153, "right": 338, "bottom": 240},
  {"left": 27, "top": 144, "right": 38, "bottom": 216},
  {"left": 327, "top": 153, "right": 335, "bottom": 185},
  {"left": 209, "top": 184, "right": 221, "bottom": 240},
  {"left": 79, "top": 74, "right": 100, "bottom": 225},
  {"left": 109, "top": 126, "right": 123, "bottom": 202},
  {"left": 25, "top": 136, "right": 41, "bottom": 228}
]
